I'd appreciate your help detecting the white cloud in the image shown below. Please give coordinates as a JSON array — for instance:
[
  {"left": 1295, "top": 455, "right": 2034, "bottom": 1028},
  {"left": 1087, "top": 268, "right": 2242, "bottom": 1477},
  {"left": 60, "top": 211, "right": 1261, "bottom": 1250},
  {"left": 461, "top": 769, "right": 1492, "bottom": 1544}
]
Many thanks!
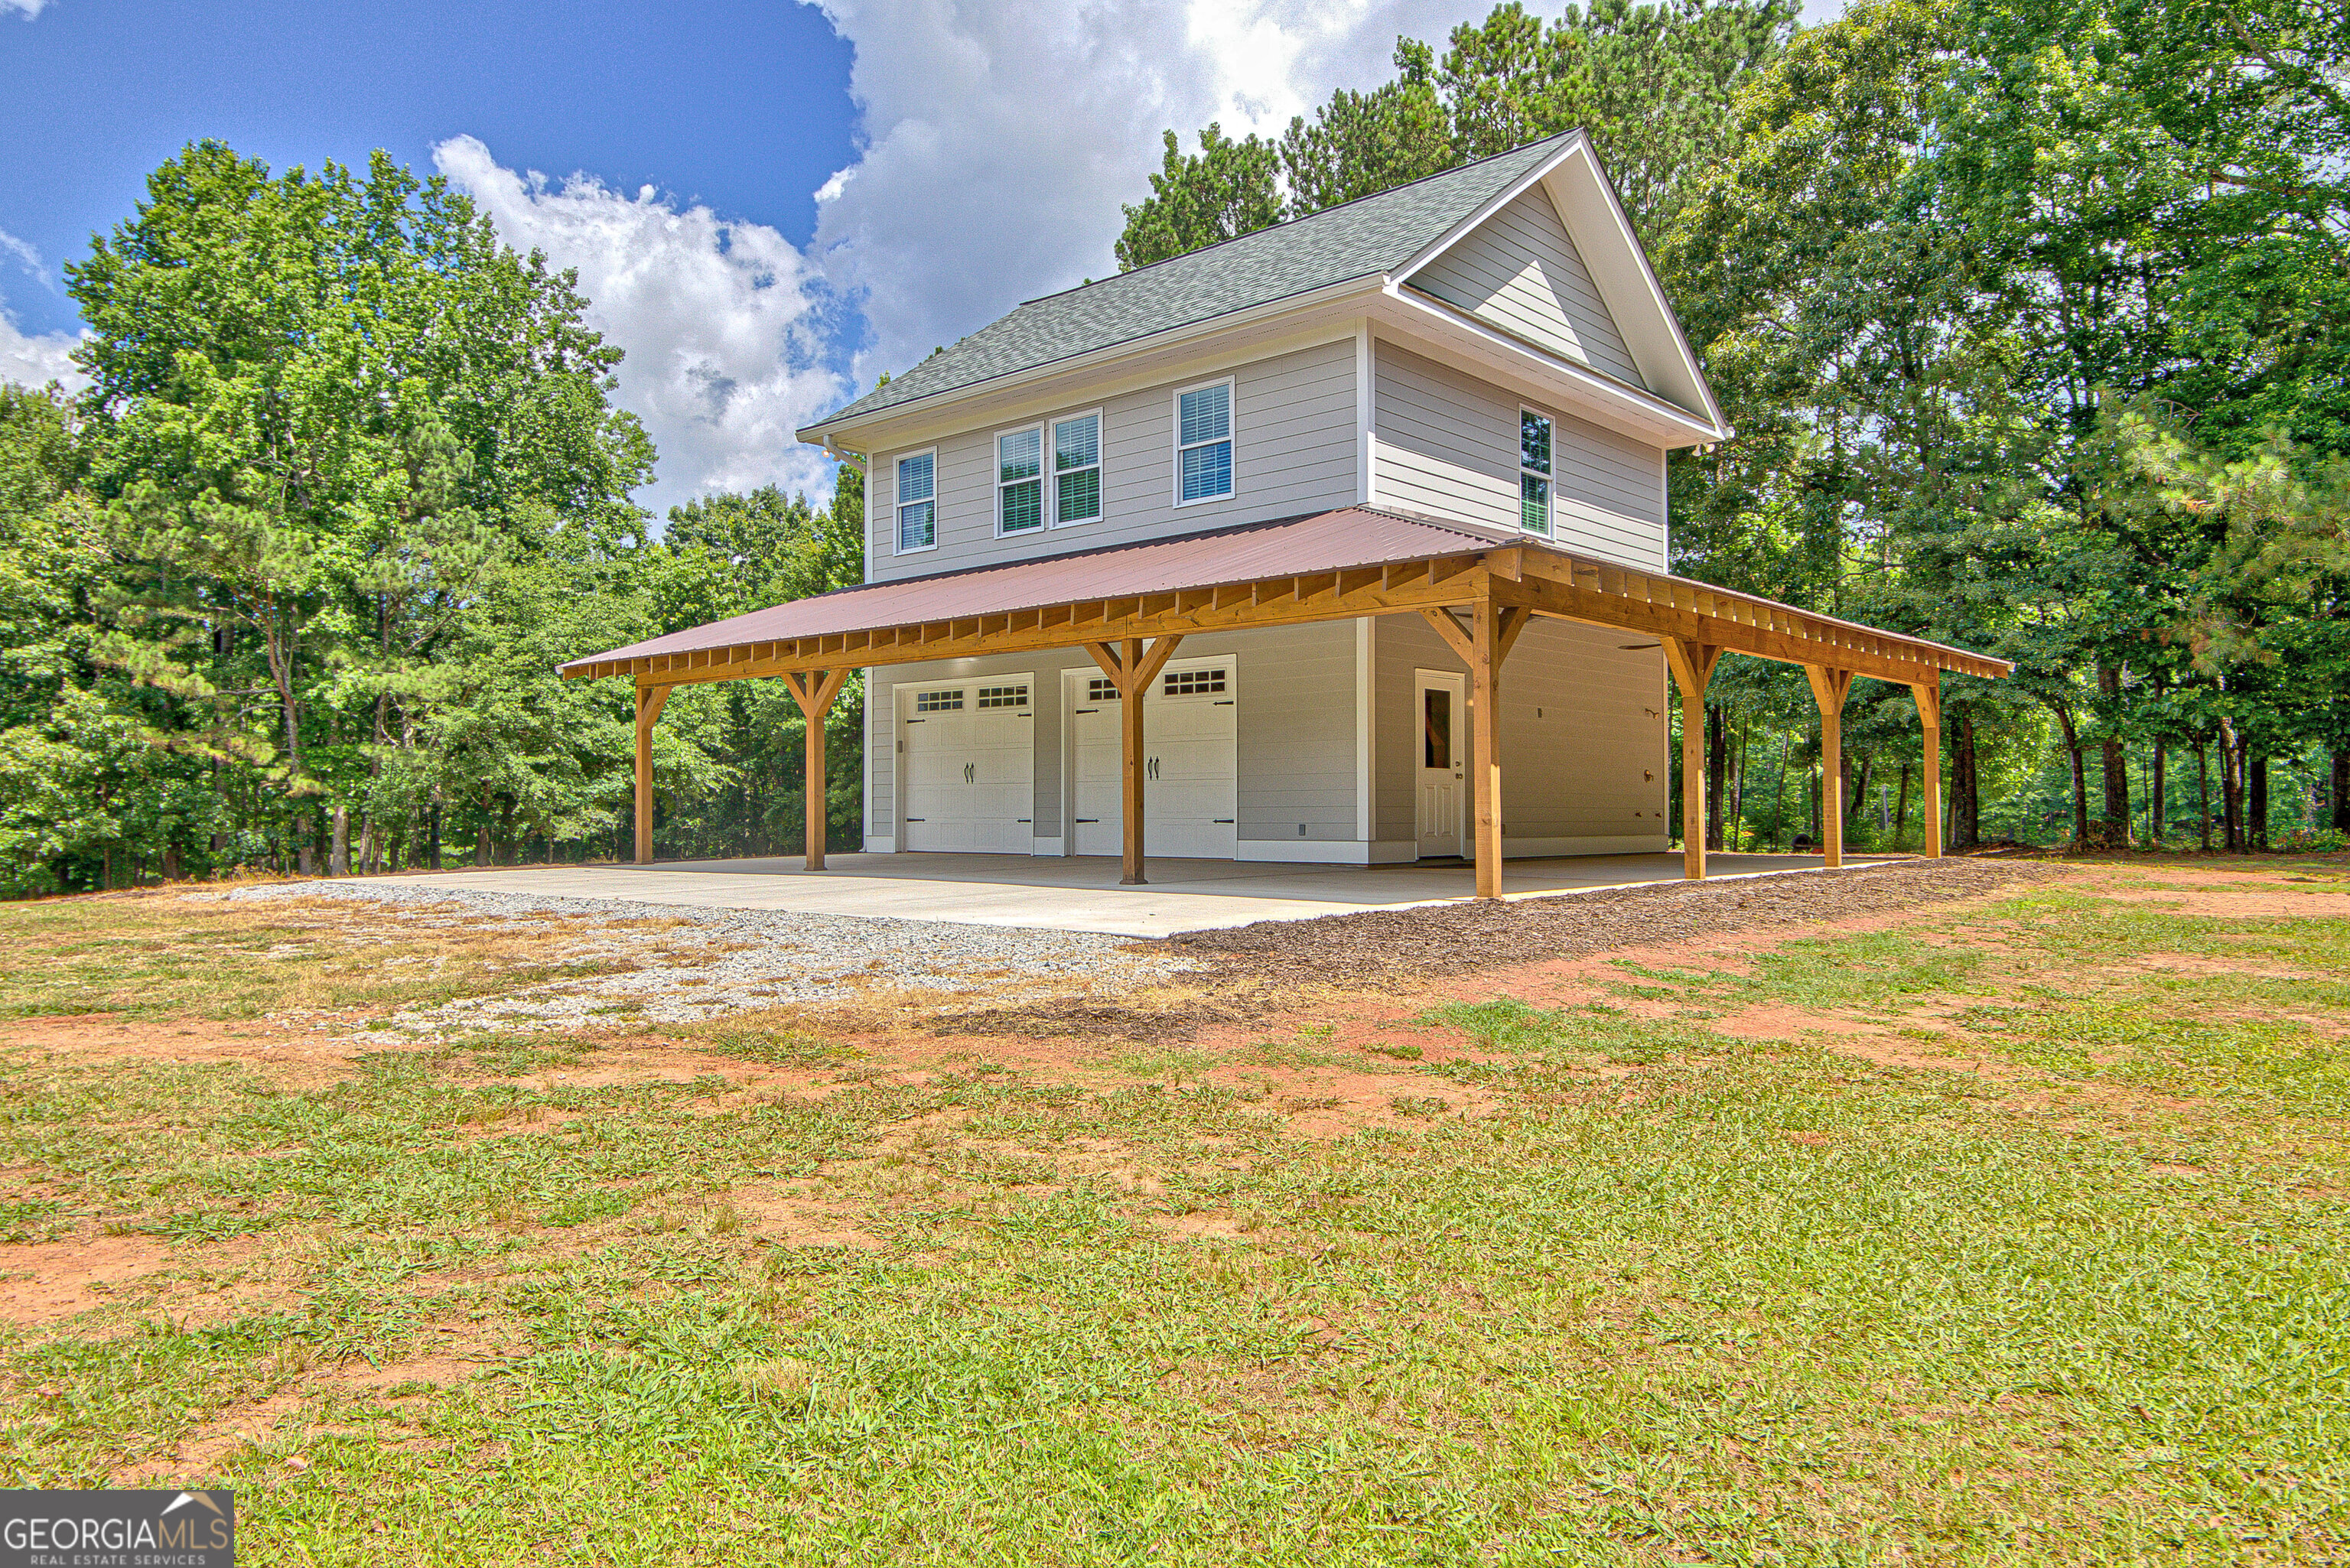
[
  {"left": 0, "top": 309, "right": 83, "bottom": 391},
  {"left": 432, "top": 135, "right": 853, "bottom": 517},
  {"left": 2, "top": 0, "right": 53, "bottom": 17},
  {"left": 0, "top": 228, "right": 84, "bottom": 392},
  {"left": 805, "top": 0, "right": 1473, "bottom": 382}
]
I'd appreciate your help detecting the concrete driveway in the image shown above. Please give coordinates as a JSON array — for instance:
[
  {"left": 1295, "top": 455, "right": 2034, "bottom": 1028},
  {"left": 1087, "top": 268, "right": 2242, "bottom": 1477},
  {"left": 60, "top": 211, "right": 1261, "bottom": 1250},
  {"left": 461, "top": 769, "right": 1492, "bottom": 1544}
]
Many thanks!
[{"left": 363, "top": 851, "right": 1884, "bottom": 938}]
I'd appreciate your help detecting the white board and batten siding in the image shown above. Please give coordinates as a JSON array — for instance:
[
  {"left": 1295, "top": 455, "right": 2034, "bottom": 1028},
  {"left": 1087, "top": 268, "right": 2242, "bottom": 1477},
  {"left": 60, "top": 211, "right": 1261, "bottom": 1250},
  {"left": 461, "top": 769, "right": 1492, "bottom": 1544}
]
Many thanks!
[
  {"left": 1372, "top": 343, "right": 1667, "bottom": 571},
  {"left": 866, "top": 339, "right": 1359, "bottom": 584},
  {"left": 1407, "top": 187, "right": 1644, "bottom": 388}
]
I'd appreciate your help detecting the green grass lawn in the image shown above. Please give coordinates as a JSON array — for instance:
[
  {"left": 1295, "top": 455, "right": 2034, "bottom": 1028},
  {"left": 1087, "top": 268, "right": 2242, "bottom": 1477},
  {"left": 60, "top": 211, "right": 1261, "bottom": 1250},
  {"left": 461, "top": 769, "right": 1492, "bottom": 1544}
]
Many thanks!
[{"left": 2, "top": 860, "right": 2346, "bottom": 1563}]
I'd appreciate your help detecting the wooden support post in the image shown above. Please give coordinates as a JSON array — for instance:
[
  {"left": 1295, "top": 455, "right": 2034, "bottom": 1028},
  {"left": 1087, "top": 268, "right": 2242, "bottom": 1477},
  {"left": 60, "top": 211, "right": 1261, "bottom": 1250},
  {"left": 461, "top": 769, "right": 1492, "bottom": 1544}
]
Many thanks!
[
  {"left": 1471, "top": 592, "right": 1503, "bottom": 898},
  {"left": 633, "top": 683, "right": 670, "bottom": 865},
  {"left": 784, "top": 668, "right": 854, "bottom": 871},
  {"left": 1912, "top": 673, "right": 1943, "bottom": 859},
  {"left": 1086, "top": 635, "right": 1184, "bottom": 886},
  {"left": 1663, "top": 639, "right": 1723, "bottom": 880},
  {"left": 1805, "top": 665, "right": 1856, "bottom": 867}
]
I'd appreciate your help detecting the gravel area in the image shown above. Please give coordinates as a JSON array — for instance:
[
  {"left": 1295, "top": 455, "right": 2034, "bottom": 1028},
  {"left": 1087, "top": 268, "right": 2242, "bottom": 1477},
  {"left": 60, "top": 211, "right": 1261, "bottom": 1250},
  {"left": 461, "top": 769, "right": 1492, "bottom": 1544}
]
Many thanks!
[
  {"left": 224, "top": 878, "right": 1183, "bottom": 1036},
  {"left": 1170, "top": 857, "right": 2057, "bottom": 985}
]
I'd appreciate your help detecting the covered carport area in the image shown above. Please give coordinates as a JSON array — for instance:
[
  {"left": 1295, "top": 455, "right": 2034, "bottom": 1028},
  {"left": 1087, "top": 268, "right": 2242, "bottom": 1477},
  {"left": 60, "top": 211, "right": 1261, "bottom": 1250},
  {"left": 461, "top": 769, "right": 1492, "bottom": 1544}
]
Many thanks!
[{"left": 558, "top": 507, "right": 2010, "bottom": 896}]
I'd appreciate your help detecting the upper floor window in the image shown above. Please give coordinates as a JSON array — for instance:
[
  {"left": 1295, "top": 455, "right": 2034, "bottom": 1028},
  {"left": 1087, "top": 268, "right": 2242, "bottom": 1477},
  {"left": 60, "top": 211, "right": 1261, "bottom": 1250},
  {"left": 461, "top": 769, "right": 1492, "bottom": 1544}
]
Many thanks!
[
  {"left": 1519, "top": 411, "right": 1552, "bottom": 536},
  {"left": 897, "top": 451, "right": 936, "bottom": 553},
  {"left": 1053, "top": 412, "right": 1102, "bottom": 525},
  {"left": 1177, "top": 379, "right": 1233, "bottom": 505},
  {"left": 998, "top": 426, "right": 1043, "bottom": 535}
]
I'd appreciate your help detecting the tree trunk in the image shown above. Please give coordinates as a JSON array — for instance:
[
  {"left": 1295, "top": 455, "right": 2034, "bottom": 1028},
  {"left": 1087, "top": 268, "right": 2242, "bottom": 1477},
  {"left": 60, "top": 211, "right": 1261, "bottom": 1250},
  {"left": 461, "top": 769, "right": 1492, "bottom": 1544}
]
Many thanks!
[
  {"left": 2151, "top": 744, "right": 2166, "bottom": 846},
  {"left": 330, "top": 806, "right": 350, "bottom": 877},
  {"left": 1895, "top": 762, "right": 1912, "bottom": 852},
  {"left": 428, "top": 797, "right": 442, "bottom": 870},
  {"left": 2219, "top": 719, "right": 2244, "bottom": 852},
  {"left": 2195, "top": 744, "right": 2212, "bottom": 851},
  {"left": 2095, "top": 664, "right": 2130, "bottom": 847},
  {"left": 1849, "top": 753, "right": 1871, "bottom": 840},
  {"left": 162, "top": 844, "right": 181, "bottom": 882},
  {"left": 2250, "top": 755, "right": 2269, "bottom": 851},
  {"left": 1704, "top": 704, "right": 1727, "bottom": 852},
  {"left": 2050, "top": 701, "right": 2089, "bottom": 847},
  {"left": 1951, "top": 708, "right": 1981, "bottom": 851},
  {"left": 2333, "top": 749, "right": 2350, "bottom": 832}
]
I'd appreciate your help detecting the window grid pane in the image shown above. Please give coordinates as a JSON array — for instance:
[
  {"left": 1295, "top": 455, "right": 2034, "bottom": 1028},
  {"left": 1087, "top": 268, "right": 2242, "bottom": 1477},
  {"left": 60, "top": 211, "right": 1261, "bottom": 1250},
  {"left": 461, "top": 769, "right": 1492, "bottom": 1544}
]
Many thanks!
[
  {"left": 1180, "top": 384, "right": 1230, "bottom": 447},
  {"left": 1056, "top": 467, "right": 1100, "bottom": 523},
  {"left": 899, "top": 499, "right": 935, "bottom": 551},
  {"left": 976, "top": 685, "right": 1029, "bottom": 709},
  {"left": 1000, "top": 478, "right": 1043, "bottom": 533},
  {"left": 998, "top": 428, "right": 1040, "bottom": 483},
  {"left": 1163, "top": 669, "right": 1226, "bottom": 696},
  {"left": 1521, "top": 412, "right": 1551, "bottom": 477},
  {"left": 897, "top": 451, "right": 934, "bottom": 502},
  {"left": 1520, "top": 475, "right": 1551, "bottom": 535},
  {"left": 1086, "top": 678, "right": 1121, "bottom": 702},
  {"left": 1180, "top": 441, "right": 1232, "bottom": 503},
  {"left": 1053, "top": 415, "right": 1099, "bottom": 472},
  {"left": 913, "top": 689, "right": 963, "bottom": 713}
]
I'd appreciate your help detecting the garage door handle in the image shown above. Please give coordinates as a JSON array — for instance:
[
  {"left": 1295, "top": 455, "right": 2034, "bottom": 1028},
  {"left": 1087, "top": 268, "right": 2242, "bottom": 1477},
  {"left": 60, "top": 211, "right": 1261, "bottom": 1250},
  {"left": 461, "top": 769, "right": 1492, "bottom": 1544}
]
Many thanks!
[
  {"left": 964, "top": 763, "right": 975, "bottom": 783},
  {"left": 1075, "top": 818, "right": 1099, "bottom": 823},
  {"left": 905, "top": 817, "right": 926, "bottom": 822},
  {"left": 1213, "top": 818, "right": 1233, "bottom": 824},
  {"left": 1214, "top": 700, "right": 1234, "bottom": 706}
]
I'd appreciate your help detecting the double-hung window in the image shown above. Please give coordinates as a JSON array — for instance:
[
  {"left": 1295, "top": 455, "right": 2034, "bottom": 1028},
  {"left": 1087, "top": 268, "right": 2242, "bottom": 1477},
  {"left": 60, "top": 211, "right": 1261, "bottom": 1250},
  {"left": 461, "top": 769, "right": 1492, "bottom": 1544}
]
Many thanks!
[
  {"left": 1053, "top": 412, "right": 1102, "bottom": 525},
  {"left": 1519, "top": 410, "right": 1553, "bottom": 536},
  {"left": 997, "top": 426, "right": 1043, "bottom": 535},
  {"left": 1176, "top": 379, "right": 1233, "bottom": 504},
  {"left": 896, "top": 451, "right": 936, "bottom": 552}
]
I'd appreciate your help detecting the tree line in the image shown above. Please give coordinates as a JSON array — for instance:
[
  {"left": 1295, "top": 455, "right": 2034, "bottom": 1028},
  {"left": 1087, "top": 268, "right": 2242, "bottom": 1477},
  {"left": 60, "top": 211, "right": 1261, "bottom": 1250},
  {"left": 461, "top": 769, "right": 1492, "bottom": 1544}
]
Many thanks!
[
  {"left": 1119, "top": 0, "right": 2350, "bottom": 853},
  {"left": 0, "top": 145, "right": 864, "bottom": 894},
  {"left": 4, "top": 0, "right": 2345, "bottom": 896}
]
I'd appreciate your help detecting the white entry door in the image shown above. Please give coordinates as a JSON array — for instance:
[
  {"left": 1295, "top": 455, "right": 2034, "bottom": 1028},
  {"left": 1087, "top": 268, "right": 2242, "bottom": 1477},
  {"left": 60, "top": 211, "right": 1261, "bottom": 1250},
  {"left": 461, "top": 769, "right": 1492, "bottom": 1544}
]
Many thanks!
[
  {"left": 1415, "top": 669, "right": 1466, "bottom": 857},
  {"left": 1070, "top": 661, "right": 1238, "bottom": 860},
  {"left": 898, "top": 678, "right": 1035, "bottom": 851}
]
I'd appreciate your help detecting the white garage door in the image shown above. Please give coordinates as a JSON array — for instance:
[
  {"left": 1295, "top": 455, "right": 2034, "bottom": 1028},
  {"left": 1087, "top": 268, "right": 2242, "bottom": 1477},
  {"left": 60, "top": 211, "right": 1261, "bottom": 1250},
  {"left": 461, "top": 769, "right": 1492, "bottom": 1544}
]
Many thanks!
[
  {"left": 1072, "top": 662, "right": 1237, "bottom": 860},
  {"left": 899, "top": 678, "right": 1035, "bottom": 852}
]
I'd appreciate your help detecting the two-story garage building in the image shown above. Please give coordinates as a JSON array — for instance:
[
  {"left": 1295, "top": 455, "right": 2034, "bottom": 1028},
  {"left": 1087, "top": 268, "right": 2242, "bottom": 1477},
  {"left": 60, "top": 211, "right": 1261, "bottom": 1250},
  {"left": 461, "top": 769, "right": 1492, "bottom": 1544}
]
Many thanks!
[{"left": 563, "top": 132, "right": 2007, "bottom": 895}]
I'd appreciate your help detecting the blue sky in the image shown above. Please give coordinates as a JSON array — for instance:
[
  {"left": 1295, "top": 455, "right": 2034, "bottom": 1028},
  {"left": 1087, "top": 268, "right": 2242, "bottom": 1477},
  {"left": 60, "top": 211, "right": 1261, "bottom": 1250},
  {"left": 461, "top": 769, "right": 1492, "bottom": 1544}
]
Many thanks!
[
  {"left": 2, "top": 0, "right": 1839, "bottom": 512},
  {"left": 0, "top": 0, "right": 858, "bottom": 340}
]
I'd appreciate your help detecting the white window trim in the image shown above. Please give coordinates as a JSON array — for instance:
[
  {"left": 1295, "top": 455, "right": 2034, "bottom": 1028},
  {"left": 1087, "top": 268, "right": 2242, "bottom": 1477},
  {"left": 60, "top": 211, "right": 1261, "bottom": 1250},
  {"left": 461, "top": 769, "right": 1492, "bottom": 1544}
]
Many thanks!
[
  {"left": 992, "top": 421, "right": 1046, "bottom": 539},
  {"left": 893, "top": 446, "right": 939, "bottom": 557},
  {"left": 1518, "top": 407, "right": 1554, "bottom": 538},
  {"left": 1172, "top": 375, "right": 1237, "bottom": 509},
  {"left": 1049, "top": 407, "right": 1105, "bottom": 529}
]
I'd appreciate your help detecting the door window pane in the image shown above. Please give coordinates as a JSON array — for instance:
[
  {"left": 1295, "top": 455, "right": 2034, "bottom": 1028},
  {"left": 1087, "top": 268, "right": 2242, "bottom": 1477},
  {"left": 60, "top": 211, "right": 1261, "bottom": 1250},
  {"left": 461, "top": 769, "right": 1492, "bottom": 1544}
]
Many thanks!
[{"left": 1424, "top": 688, "right": 1452, "bottom": 769}]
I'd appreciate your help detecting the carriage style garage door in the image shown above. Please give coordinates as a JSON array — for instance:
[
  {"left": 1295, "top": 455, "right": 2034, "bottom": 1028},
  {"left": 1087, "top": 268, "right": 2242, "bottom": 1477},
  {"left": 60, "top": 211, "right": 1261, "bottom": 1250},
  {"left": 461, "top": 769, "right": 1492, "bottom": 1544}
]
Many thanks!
[
  {"left": 1070, "top": 660, "right": 1238, "bottom": 860},
  {"left": 897, "top": 677, "right": 1036, "bottom": 852}
]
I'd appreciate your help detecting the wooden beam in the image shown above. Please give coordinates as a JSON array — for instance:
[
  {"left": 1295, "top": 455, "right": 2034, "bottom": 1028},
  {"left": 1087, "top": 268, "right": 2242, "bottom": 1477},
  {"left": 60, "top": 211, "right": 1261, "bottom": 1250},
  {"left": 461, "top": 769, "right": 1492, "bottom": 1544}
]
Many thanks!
[
  {"left": 1662, "top": 639, "right": 1722, "bottom": 880},
  {"left": 1499, "top": 561, "right": 1977, "bottom": 686},
  {"left": 1420, "top": 607, "right": 1476, "bottom": 665},
  {"left": 1496, "top": 605, "right": 1534, "bottom": 665},
  {"left": 1131, "top": 633, "right": 1186, "bottom": 694},
  {"left": 1121, "top": 639, "right": 1147, "bottom": 885},
  {"left": 1805, "top": 665, "right": 1857, "bottom": 867},
  {"left": 1471, "top": 585, "right": 1503, "bottom": 898},
  {"left": 633, "top": 682, "right": 670, "bottom": 865},
  {"left": 783, "top": 669, "right": 854, "bottom": 871},
  {"left": 1912, "top": 673, "right": 1944, "bottom": 859}
]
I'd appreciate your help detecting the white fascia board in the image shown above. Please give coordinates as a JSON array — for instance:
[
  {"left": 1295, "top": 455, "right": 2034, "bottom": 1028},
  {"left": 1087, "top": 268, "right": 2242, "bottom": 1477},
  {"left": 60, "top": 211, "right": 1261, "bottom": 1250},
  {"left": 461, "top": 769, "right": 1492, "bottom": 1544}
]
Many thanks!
[
  {"left": 1378, "top": 282, "right": 1727, "bottom": 447},
  {"left": 798, "top": 275, "right": 1381, "bottom": 449}
]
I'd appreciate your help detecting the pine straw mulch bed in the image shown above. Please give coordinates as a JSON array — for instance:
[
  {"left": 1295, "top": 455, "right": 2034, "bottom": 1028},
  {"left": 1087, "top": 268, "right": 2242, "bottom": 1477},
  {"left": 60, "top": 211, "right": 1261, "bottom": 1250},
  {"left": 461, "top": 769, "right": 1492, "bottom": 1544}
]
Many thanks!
[{"left": 941, "top": 856, "right": 2059, "bottom": 1042}]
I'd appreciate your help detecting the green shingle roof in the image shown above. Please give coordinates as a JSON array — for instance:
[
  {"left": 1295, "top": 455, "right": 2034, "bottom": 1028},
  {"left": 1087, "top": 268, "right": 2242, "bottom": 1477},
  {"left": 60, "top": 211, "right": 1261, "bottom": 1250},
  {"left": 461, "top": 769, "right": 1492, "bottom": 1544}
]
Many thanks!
[{"left": 802, "top": 133, "right": 1574, "bottom": 434}]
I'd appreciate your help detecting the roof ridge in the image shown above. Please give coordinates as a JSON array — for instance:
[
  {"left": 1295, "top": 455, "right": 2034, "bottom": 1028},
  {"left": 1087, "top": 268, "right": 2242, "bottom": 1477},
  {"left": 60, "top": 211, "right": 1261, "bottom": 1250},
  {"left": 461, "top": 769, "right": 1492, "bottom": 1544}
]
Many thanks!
[{"left": 1014, "top": 129, "right": 1582, "bottom": 309}]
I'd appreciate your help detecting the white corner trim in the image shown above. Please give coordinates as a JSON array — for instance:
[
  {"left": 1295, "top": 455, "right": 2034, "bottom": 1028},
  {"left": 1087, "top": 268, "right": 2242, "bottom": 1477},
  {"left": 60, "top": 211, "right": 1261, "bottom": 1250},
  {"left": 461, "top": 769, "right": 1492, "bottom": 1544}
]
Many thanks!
[
  {"left": 1355, "top": 616, "right": 1375, "bottom": 844},
  {"left": 1355, "top": 323, "right": 1374, "bottom": 506}
]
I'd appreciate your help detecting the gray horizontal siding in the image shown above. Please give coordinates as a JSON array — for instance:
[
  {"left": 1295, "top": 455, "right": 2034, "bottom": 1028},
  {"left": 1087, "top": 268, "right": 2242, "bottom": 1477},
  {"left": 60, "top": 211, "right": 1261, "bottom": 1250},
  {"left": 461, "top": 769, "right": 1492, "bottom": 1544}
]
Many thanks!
[
  {"left": 1408, "top": 187, "right": 1643, "bottom": 386},
  {"left": 1372, "top": 343, "right": 1666, "bottom": 570},
  {"left": 867, "top": 339, "right": 1359, "bottom": 584},
  {"left": 1372, "top": 612, "right": 1668, "bottom": 843}
]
